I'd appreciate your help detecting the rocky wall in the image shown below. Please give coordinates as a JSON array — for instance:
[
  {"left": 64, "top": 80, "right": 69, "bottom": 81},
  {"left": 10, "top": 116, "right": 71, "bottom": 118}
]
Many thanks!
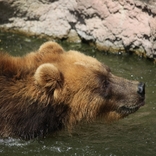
[{"left": 0, "top": 0, "right": 156, "bottom": 59}]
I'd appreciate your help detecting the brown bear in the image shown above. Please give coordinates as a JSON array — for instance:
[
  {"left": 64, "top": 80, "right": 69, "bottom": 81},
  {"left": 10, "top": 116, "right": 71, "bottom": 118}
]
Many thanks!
[{"left": 0, "top": 41, "right": 145, "bottom": 139}]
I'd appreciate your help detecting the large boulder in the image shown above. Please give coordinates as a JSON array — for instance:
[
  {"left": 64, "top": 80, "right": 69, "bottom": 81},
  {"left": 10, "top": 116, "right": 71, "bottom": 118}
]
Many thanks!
[{"left": 0, "top": 0, "right": 156, "bottom": 59}]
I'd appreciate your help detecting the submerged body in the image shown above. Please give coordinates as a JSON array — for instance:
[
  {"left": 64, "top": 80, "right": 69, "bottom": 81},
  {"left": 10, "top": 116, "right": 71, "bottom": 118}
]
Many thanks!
[{"left": 0, "top": 42, "right": 145, "bottom": 139}]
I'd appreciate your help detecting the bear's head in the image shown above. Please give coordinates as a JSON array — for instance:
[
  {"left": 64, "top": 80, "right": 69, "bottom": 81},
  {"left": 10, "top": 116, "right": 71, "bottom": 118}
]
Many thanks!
[
  {"left": 34, "top": 42, "right": 145, "bottom": 125},
  {"left": 0, "top": 41, "right": 146, "bottom": 139}
]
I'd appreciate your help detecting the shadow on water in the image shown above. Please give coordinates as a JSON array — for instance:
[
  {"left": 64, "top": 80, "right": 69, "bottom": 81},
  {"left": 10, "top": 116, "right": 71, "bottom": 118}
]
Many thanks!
[{"left": 0, "top": 32, "right": 156, "bottom": 156}]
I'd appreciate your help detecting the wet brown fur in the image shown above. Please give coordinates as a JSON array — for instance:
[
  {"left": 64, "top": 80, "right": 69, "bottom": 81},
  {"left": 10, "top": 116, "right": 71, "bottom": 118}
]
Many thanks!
[{"left": 0, "top": 42, "right": 144, "bottom": 139}]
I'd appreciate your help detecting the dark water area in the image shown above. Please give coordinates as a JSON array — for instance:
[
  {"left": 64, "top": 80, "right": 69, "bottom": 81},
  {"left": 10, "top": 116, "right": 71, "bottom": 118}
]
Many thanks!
[{"left": 0, "top": 32, "right": 156, "bottom": 156}]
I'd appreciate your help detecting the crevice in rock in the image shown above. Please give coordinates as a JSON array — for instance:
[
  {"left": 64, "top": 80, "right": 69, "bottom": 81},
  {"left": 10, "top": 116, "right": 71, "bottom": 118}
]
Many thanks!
[
  {"left": 143, "top": 34, "right": 150, "bottom": 41},
  {"left": 69, "top": 10, "right": 86, "bottom": 25},
  {"left": 38, "top": 0, "right": 59, "bottom": 4}
]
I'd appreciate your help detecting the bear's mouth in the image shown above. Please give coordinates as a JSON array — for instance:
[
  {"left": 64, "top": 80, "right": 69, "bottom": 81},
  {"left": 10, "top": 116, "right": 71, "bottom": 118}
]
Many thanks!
[{"left": 117, "top": 100, "right": 145, "bottom": 116}]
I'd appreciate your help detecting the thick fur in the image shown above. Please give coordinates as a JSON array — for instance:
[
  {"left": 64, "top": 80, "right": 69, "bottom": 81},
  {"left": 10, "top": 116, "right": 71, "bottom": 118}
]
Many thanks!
[{"left": 0, "top": 42, "right": 145, "bottom": 139}]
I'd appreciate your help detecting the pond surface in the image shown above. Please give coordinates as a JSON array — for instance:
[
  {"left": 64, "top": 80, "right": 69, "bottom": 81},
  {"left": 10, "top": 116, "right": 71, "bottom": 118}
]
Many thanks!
[{"left": 0, "top": 32, "right": 156, "bottom": 156}]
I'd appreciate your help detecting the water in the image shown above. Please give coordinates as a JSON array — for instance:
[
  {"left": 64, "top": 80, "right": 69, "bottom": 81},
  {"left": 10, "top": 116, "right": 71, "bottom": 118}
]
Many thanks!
[{"left": 0, "top": 32, "right": 156, "bottom": 156}]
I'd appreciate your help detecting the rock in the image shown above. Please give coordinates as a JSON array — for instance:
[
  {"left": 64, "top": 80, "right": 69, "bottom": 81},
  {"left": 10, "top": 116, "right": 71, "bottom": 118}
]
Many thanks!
[{"left": 0, "top": 0, "right": 156, "bottom": 60}]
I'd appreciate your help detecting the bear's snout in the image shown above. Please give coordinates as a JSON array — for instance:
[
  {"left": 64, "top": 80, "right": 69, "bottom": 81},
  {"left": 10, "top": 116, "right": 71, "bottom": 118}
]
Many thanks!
[{"left": 137, "top": 82, "right": 145, "bottom": 98}]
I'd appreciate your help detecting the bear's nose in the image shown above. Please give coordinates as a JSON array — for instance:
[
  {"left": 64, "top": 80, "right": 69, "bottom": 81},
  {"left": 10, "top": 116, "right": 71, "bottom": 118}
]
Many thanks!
[{"left": 137, "top": 82, "right": 145, "bottom": 97}]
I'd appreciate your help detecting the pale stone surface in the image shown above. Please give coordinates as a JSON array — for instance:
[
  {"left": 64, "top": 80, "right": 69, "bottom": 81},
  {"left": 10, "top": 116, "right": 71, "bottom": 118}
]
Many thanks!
[{"left": 0, "top": 0, "right": 156, "bottom": 59}]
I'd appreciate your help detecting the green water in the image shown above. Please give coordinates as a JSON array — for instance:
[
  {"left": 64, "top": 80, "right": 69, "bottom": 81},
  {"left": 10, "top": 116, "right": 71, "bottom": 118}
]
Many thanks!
[{"left": 0, "top": 32, "right": 156, "bottom": 156}]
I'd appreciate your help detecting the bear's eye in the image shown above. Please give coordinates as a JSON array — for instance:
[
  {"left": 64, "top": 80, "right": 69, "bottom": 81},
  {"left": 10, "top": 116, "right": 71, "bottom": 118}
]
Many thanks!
[
  {"left": 94, "top": 71, "right": 110, "bottom": 93},
  {"left": 101, "top": 79, "right": 109, "bottom": 90},
  {"left": 95, "top": 71, "right": 111, "bottom": 94},
  {"left": 99, "top": 79, "right": 112, "bottom": 98}
]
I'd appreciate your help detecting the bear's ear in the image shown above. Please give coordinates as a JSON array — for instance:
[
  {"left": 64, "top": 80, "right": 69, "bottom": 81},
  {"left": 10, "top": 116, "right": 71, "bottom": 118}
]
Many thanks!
[
  {"left": 34, "top": 63, "right": 62, "bottom": 89},
  {"left": 39, "top": 41, "right": 64, "bottom": 54}
]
